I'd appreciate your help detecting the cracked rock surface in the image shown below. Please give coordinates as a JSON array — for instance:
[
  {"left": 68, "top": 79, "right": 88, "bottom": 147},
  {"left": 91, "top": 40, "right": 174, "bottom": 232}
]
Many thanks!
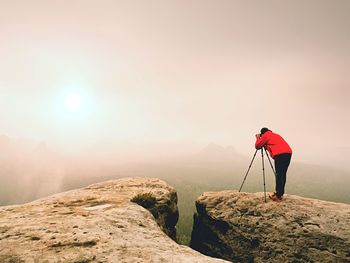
[
  {"left": 191, "top": 191, "right": 350, "bottom": 263},
  {"left": 0, "top": 177, "right": 228, "bottom": 263}
]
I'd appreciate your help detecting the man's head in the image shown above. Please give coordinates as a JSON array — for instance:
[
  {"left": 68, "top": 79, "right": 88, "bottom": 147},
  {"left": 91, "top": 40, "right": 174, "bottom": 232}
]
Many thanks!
[{"left": 260, "top": 127, "right": 270, "bottom": 135}]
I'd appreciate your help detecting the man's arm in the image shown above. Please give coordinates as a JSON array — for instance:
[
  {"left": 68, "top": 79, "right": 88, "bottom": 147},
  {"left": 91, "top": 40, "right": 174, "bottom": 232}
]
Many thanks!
[{"left": 255, "top": 134, "right": 268, "bottom": 149}]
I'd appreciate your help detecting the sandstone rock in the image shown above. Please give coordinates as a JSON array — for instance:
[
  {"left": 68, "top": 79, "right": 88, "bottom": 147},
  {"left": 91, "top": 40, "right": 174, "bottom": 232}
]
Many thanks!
[
  {"left": 0, "top": 177, "right": 228, "bottom": 263},
  {"left": 191, "top": 191, "right": 350, "bottom": 263}
]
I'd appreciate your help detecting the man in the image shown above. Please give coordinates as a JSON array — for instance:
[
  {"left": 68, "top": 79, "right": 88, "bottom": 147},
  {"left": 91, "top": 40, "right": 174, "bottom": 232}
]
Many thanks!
[{"left": 255, "top": 128, "right": 292, "bottom": 202}]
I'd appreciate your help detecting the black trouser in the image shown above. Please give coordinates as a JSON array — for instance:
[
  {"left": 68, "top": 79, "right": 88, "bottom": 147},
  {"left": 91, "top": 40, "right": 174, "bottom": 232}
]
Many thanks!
[{"left": 274, "top": 153, "right": 292, "bottom": 197}]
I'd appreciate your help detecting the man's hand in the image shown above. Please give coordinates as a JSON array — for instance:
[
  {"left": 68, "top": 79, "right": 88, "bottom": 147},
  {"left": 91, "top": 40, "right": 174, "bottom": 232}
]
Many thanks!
[{"left": 255, "top": 134, "right": 261, "bottom": 139}]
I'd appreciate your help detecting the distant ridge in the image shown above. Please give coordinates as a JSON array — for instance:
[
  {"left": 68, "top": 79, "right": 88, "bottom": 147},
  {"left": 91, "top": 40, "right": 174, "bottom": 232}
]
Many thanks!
[{"left": 199, "top": 143, "right": 236, "bottom": 155}]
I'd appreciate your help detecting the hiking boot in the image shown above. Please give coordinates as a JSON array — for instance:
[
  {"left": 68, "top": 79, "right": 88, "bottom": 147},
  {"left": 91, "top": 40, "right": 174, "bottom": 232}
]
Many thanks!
[{"left": 269, "top": 192, "right": 283, "bottom": 202}]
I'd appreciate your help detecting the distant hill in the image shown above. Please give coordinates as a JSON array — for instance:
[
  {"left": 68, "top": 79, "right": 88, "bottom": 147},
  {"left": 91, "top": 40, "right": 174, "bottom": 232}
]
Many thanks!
[{"left": 198, "top": 143, "right": 237, "bottom": 157}]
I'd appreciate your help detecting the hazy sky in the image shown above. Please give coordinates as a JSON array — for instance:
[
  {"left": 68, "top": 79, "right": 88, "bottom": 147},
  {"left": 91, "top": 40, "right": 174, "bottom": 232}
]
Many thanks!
[{"left": 1, "top": 0, "right": 350, "bottom": 162}]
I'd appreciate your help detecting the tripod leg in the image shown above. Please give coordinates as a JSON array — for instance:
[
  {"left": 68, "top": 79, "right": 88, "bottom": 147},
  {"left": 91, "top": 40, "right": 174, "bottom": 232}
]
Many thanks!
[
  {"left": 239, "top": 150, "right": 258, "bottom": 192},
  {"left": 264, "top": 148, "right": 276, "bottom": 176},
  {"left": 261, "top": 149, "right": 267, "bottom": 203}
]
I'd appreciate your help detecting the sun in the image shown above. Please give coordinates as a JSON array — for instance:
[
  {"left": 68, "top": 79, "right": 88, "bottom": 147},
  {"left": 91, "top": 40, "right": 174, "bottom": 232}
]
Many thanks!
[
  {"left": 64, "top": 93, "right": 82, "bottom": 111},
  {"left": 52, "top": 89, "right": 93, "bottom": 125}
]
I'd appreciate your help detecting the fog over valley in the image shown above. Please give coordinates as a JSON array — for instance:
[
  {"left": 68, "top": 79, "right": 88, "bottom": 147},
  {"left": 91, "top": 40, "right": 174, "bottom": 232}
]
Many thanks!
[{"left": 1, "top": 134, "right": 349, "bottom": 205}]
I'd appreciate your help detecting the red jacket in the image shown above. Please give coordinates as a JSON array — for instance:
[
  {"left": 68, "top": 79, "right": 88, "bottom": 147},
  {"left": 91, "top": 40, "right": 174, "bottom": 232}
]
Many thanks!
[{"left": 255, "top": 130, "right": 292, "bottom": 159}]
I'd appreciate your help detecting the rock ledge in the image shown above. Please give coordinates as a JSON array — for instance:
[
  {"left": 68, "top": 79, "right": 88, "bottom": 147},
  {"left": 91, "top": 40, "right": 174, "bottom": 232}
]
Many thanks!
[
  {"left": 191, "top": 191, "right": 350, "bottom": 263},
  {"left": 0, "top": 177, "right": 228, "bottom": 263}
]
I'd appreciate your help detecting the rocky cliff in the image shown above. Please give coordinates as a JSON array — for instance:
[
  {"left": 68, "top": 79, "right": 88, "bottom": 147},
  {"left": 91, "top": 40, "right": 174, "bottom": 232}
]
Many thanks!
[
  {"left": 0, "top": 178, "right": 228, "bottom": 263},
  {"left": 191, "top": 191, "right": 350, "bottom": 263}
]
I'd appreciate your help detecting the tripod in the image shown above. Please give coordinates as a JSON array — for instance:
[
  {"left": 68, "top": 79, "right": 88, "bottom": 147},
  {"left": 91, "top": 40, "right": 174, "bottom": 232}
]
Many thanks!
[{"left": 239, "top": 148, "right": 276, "bottom": 203}]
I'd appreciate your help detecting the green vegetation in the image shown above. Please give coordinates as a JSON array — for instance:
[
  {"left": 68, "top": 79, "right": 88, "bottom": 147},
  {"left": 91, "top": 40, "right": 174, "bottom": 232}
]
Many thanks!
[
  {"left": 131, "top": 193, "right": 159, "bottom": 218},
  {"left": 131, "top": 193, "right": 157, "bottom": 209}
]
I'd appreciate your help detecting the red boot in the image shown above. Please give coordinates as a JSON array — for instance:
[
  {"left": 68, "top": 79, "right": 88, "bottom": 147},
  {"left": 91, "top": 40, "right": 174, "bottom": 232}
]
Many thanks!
[{"left": 269, "top": 192, "right": 283, "bottom": 202}]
